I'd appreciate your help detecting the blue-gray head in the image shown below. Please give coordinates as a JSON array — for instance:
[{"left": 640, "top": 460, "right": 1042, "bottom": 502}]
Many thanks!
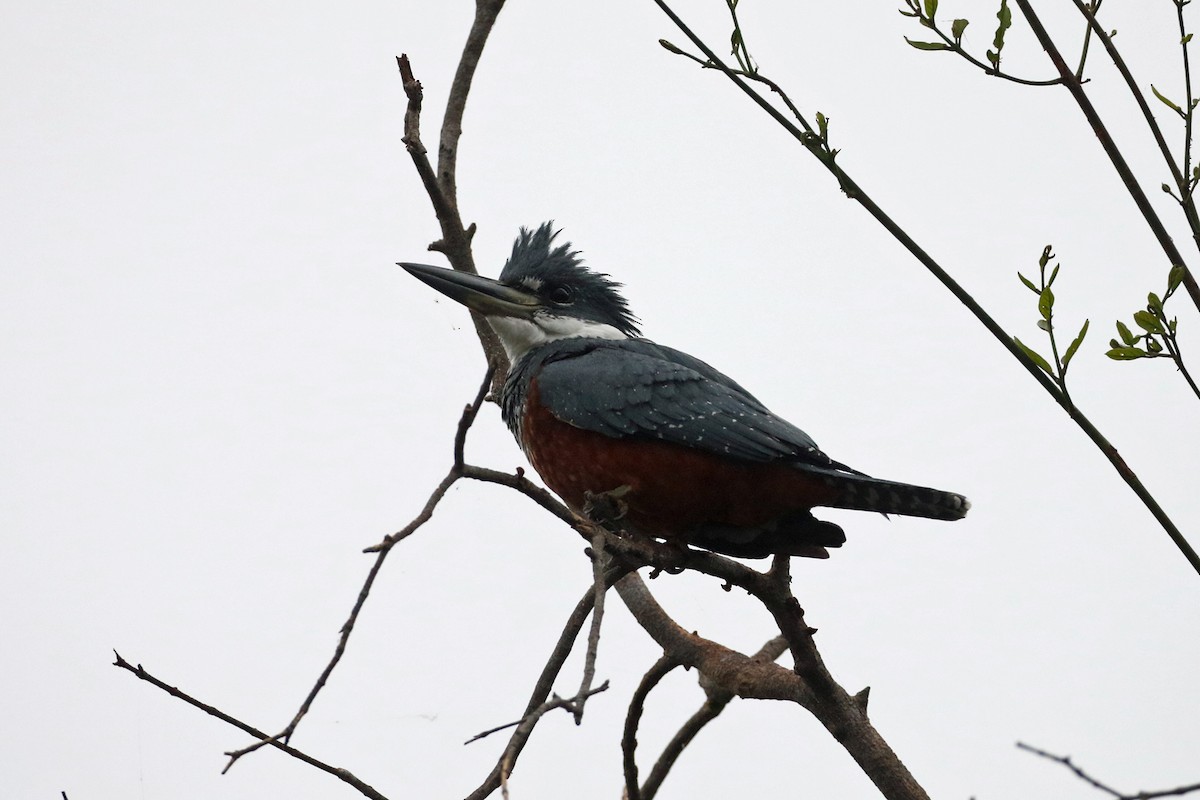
[{"left": 401, "top": 223, "right": 641, "bottom": 362}]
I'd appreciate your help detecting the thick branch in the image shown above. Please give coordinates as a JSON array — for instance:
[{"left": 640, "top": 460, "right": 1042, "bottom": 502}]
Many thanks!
[
  {"left": 617, "top": 564, "right": 927, "bottom": 800},
  {"left": 626, "top": 636, "right": 788, "bottom": 800}
]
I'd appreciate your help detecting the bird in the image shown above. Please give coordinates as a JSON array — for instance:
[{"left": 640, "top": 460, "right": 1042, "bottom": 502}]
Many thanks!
[{"left": 400, "top": 223, "right": 968, "bottom": 559}]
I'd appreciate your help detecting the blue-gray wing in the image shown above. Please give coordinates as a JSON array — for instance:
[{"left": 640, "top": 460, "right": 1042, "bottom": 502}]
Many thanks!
[{"left": 534, "top": 340, "right": 843, "bottom": 468}]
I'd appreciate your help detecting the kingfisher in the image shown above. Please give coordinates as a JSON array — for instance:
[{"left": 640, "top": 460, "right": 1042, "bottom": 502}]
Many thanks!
[{"left": 401, "top": 223, "right": 968, "bottom": 559}]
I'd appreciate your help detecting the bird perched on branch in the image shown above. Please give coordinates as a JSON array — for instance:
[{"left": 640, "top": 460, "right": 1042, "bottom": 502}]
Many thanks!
[{"left": 401, "top": 223, "right": 968, "bottom": 558}]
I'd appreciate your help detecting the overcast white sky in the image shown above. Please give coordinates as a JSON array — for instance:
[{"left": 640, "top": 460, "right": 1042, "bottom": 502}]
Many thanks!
[{"left": 3, "top": 2, "right": 1198, "bottom": 798}]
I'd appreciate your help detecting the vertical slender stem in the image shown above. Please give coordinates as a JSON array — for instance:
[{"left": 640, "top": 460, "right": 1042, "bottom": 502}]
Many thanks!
[
  {"left": 1062, "top": 0, "right": 1200, "bottom": 310},
  {"left": 1178, "top": 1, "right": 1195, "bottom": 201}
]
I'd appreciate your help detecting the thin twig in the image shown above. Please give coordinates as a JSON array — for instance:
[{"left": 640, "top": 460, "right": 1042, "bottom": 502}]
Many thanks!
[
  {"left": 463, "top": 562, "right": 634, "bottom": 800},
  {"left": 225, "top": 370, "right": 493, "bottom": 769},
  {"left": 1178, "top": 1, "right": 1195, "bottom": 220},
  {"left": 397, "top": 55, "right": 458, "bottom": 248},
  {"left": 438, "top": 0, "right": 505, "bottom": 214},
  {"left": 112, "top": 652, "right": 390, "bottom": 800},
  {"left": 1017, "top": 741, "right": 1200, "bottom": 800},
  {"left": 464, "top": 683, "right": 611, "bottom": 745},
  {"left": 622, "top": 655, "right": 680, "bottom": 800},
  {"left": 1065, "top": 0, "right": 1200, "bottom": 310},
  {"left": 396, "top": 54, "right": 507, "bottom": 379},
  {"left": 573, "top": 528, "right": 609, "bottom": 724},
  {"left": 454, "top": 365, "right": 496, "bottom": 468},
  {"left": 897, "top": 0, "right": 1065, "bottom": 87}
]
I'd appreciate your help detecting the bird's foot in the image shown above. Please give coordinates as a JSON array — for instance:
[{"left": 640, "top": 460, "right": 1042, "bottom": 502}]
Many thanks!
[{"left": 582, "top": 485, "right": 631, "bottom": 527}]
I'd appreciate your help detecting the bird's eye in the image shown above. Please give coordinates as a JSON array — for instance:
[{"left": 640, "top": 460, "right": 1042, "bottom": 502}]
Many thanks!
[{"left": 548, "top": 285, "right": 574, "bottom": 305}]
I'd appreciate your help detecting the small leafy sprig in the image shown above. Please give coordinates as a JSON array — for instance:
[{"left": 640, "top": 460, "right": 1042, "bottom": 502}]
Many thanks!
[
  {"left": 1014, "top": 246, "right": 1090, "bottom": 406},
  {"left": 1107, "top": 265, "right": 1199, "bottom": 399},
  {"left": 899, "top": 0, "right": 1068, "bottom": 86}
]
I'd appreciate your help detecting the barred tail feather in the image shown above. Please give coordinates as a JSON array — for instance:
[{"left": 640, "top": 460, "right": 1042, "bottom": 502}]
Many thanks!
[{"left": 822, "top": 474, "right": 970, "bottom": 521}]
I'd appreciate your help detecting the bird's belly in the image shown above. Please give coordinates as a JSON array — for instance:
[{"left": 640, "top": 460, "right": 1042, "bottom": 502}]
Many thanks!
[{"left": 520, "top": 396, "right": 839, "bottom": 539}]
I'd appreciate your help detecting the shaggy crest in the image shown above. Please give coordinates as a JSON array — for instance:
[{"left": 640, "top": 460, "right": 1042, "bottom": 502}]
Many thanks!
[{"left": 500, "top": 223, "right": 641, "bottom": 336}]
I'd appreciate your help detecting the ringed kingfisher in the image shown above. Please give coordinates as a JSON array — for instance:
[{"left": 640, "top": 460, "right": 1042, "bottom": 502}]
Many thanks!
[{"left": 401, "top": 223, "right": 969, "bottom": 559}]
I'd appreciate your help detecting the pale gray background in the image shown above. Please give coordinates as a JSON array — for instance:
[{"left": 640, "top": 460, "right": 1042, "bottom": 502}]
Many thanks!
[{"left": 3, "top": 2, "right": 1197, "bottom": 798}]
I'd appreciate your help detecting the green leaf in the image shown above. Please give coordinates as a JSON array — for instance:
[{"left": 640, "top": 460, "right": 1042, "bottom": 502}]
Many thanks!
[
  {"left": 1062, "top": 318, "right": 1089, "bottom": 367},
  {"left": 1037, "top": 319, "right": 1051, "bottom": 331},
  {"left": 1017, "top": 271, "right": 1039, "bottom": 293},
  {"left": 951, "top": 18, "right": 969, "bottom": 41},
  {"left": 986, "top": 49, "right": 999, "bottom": 66},
  {"left": 1168, "top": 264, "right": 1186, "bottom": 293},
  {"left": 993, "top": 0, "right": 1011, "bottom": 53},
  {"left": 1163, "top": 182, "right": 1175, "bottom": 193},
  {"left": 1014, "top": 337, "right": 1054, "bottom": 375},
  {"left": 905, "top": 37, "right": 950, "bottom": 50},
  {"left": 1106, "top": 347, "right": 1145, "bottom": 360},
  {"left": 1038, "top": 286, "right": 1055, "bottom": 320},
  {"left": 1047, "top": 263, "right": 1060, "bottom": 286},
  {"left": 1147, "top": 337, "right": 1164, "bottom": 353},
  {"left": 1151, "top": 84, "right": 1183, "bottom": 115},
  {"left": 1038, "top": 245, "right": 1053, "bottom": 269},
  {"left": 1116, "top": 320, "right": 1137, "bottom": 346},
  {"left": 1147, "top": 292, "right": 1164, "bottom": 315},
  {"left": 1184, "top": 33, "right": 1194, "bottom": 44},
  {"left": 815, "top": 111, "right": 829, "bottom": 141},
  {"left": 924, "top": 0, "right": 938, "bottom": 20},
  {"left": 659, "top": 39, "right": 686, "bottom": 55},
  {"left": 1134, "top": 309, "right": 1164, "bottom": 334}
]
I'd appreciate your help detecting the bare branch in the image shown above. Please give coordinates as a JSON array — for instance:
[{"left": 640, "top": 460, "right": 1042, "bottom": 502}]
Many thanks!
[
  {"left": 615, "top": 573, "right": 813, "bottom": 705},
  {"left": 112, "top": 652, "right": 390, "bottom": 800},
  {"left": 438, "top": 0, "right": 506, "bottom": 213},
  {"left": 454, "top": 364, "right": 496, "bottom": 468},
  {"left": 638, "top": 636, "right": 788, "bottom": 800},
  {"left": 465, "top": 682, "right": 611, "bottom": 746},
  {"left": 573, "top": 528, "right": 610, "bottom": 723},
  {"left": 464, "top": 562, "right": 634, "bottom": 800},
  {"left": 226, "top": 370, "right": 493, "bottom": 768},
  {"left": 1017, "top": 742, "right": 1200, "bottom": 800},
  {"left": 617, "top": 563, "right": 930, "bottom": 800},
  {"left": 395, "top": 53, "right": 506, "bottom": 379},
  {"left": 622, "top": 655, "right": 680, "bottom": 800}
]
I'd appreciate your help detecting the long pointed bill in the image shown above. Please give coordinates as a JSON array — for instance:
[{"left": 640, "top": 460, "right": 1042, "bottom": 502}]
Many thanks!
[{"left": 399, "top": 262, "right": 543, "bottom": 319}]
